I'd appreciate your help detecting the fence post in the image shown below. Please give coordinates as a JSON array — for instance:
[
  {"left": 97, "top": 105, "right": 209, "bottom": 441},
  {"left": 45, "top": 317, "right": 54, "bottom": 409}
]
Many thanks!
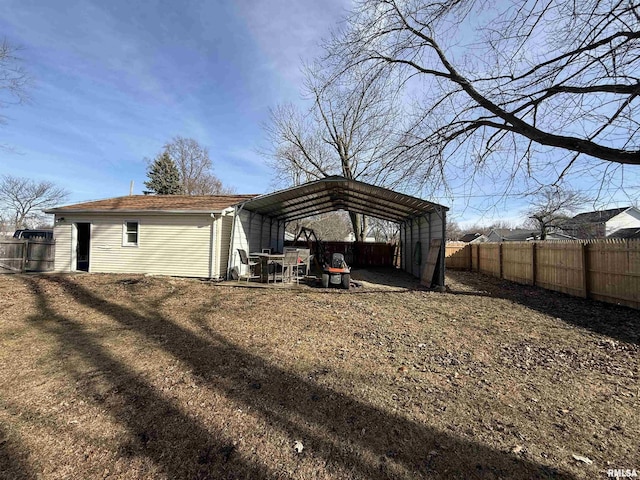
[
  {"left": 476, "top": 244, "right": 481, "bottom": 272},
  {"left": 531, "top": 242, "right": 537, "bottom": 286},
  {"left": 581, "top": 242, "right": 590, "bottom": 299},
  {"left": 498, "top": 243, "right": 503, "bottom": 278},
  {"left": 468, "top": 244, "right": 473, "bottom": 270},
  {"left": 21, "top": 240, "right": 29, "bottom": 273}
]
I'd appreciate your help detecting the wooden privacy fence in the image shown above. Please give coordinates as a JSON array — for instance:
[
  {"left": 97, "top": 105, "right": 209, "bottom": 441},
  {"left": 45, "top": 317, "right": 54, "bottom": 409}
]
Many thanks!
[
  {"left": 446, "top": 240, "right": 640, "bottom": 309},
  {"left": 285, "top": 241, "right": 396, "bottom": 267},
  {"left": 0, "top": 239, "right": 55, "bottom": 273}
]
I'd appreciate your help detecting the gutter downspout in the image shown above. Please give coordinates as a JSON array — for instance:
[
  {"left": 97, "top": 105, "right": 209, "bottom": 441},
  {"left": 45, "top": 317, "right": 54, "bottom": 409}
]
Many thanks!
[
  {"left": 209, "top": 213, "right": 217, "bottom": 280},
  {"left": 227, "top": 203, "right": 245, "bottom": 280}
]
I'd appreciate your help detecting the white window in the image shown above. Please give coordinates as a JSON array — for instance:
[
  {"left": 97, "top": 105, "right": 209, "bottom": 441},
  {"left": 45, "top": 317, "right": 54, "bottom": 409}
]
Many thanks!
[{"left": 123, "top": 220, "right": 139, "bottom": 246}]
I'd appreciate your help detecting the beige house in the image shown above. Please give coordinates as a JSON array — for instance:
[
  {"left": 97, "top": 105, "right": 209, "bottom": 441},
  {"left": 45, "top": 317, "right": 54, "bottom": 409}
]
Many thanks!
[{"left": 45, "top": 195, "right": 256, "bottom": 279}]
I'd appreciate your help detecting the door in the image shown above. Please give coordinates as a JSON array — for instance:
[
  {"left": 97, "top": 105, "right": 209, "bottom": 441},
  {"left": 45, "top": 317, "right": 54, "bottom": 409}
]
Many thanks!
[{"left": 76, "top": 223, "right": 90, "bottom": 272}]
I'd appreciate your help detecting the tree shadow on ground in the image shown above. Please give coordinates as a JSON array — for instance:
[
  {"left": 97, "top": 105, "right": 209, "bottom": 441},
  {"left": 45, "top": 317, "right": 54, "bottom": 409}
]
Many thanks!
[
  {"left": 447, "top": 270, "right": 639, "bottom": 345},
  {"left": 22, "top": 275, "right": 576, "bottom": 479},
  {"left": 23, "top": 279, "right": 284, "bottom": 480},
  {"left": 0, "top": 424, "right": 36, "bottom": 480}
]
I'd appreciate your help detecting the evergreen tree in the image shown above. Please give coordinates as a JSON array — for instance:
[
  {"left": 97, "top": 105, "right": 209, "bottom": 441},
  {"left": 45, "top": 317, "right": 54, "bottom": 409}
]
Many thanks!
[{"left": 143, "top": 152, "right": 184, "bottom": 195}]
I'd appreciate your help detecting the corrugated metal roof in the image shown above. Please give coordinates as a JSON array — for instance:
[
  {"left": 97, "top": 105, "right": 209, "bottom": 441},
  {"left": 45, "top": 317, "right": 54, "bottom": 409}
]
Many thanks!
[
  {"left": 239, "top": 176, "right": 447, "bottom": 222},
  {"left": 45, "top": 194, "right": 258, "bottom": 214}
]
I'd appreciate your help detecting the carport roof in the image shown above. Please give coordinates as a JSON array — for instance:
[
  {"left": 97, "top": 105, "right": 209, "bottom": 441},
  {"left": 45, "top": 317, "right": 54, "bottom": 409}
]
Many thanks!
[{"left": 239, "top": 176, "right": 447, "bottom": 223}]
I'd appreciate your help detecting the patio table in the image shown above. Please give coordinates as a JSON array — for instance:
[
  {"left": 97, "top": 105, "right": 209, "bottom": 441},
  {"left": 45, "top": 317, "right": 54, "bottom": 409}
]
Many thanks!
[{"left": 250, "top": 252, "right": 285, "bottom": 283}]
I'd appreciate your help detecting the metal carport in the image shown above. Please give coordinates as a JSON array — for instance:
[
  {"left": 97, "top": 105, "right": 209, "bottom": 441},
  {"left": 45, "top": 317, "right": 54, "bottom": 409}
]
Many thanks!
[{"left": 227, "top": 176, "right": 449, "bottom": 286}]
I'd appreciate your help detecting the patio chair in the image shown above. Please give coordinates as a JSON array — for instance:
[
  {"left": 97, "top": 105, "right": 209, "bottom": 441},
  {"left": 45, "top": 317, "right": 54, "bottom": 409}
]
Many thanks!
[
  {"left": 237, "top": 249, "right": 260, "bottom": 282},
  {"left": 282, "top": 249, "right": 302, "bottom": 284},
  {"left": 297, "top": 248, "right": 311, "bottom": 277}
]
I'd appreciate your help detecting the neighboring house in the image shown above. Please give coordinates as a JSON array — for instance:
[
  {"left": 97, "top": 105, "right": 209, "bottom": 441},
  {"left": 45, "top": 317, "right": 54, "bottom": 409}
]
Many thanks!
[
  {"left": 562, "top": 207, "right": 640, "bottom": 239},
  {"left": 459, "top": 232, "right": 488, "bottom": 243},
  {"left": 344, "top": 232, "right": 376, "bottom": 242},
  {"left": 459, "top": 232, "right": 481, "bottom": 243},
  {"left": 541, "top": 232, "right": 577, "bottom": 241},
  {"left": 607, "top": 227, "right": 640, "bottom": 239},
  {"left": 486, "top": 228, "right": 536, "bottom": 242},
  {"left": 45, "top": 194, "right": 257, "bottom": 279}
]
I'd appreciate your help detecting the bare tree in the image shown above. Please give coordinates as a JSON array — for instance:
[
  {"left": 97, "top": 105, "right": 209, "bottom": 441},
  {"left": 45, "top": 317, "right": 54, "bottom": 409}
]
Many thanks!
[
  {"left": 328, "top": 0, "right": 640, "bottom": 194},
  {"left": 525, "top": 187, "right": 588, "bottom": 239},
  {"left": 368, "top": 218, "right": 399, "bottom": 242},
  {"left": 0, "top": 39, "right": 30, "bottom": 135},
  {"left": 0, "top": 211, "right": 9, "bottom": 236},
  {"left": 265, "top": 63, "right": 406, "bottom": 240},
  {"left": 0, "top": 175, "right": 69, "bottom": 229},
  {"left": 290, "top": 211, "right": 354, "bottom": 241},
  {"left": 445, "top": 220, "right": 462, "bottom": 241},
  {"left": 161, "top": 136, "right": 234, "bottom": 195}
]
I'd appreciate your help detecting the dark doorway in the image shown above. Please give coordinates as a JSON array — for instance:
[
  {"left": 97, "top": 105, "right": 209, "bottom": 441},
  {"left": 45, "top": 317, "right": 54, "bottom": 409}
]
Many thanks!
[{"left": 76, "top": 223, "right": 90, "bottom": 272}]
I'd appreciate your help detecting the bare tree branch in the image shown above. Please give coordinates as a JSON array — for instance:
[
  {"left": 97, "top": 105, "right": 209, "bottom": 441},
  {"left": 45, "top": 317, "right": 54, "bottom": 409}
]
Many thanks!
[{"left": 325, "top": 0, "right": 640, "bottom": 195}]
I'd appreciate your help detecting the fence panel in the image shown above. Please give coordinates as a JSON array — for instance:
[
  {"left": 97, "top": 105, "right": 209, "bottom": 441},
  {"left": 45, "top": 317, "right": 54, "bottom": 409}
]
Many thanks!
[
  {"left": 478, "top": 243, "right": 500, "bottom": 277},
  {"left": 0, "top": 240, "right": 25, "bottom": 272},
  {"left": 502, "top": 242, "right": 534, "bottom": 285},
  {"left": 27, "top": 240, "right": 56, "bottom": 272},
  {"left": 459, "top": 239, "right": 640, "bottom": 309},
  {"left": 535, "top": 242, "right": 585, "bottom": 297},
  {"left": 285, "top": 241, "right": 396, "bottom": 267},
  {"left": 445, "top": 242, "right": 471, "bottom": 270},
  {"left": 0, "top": 239, "right": 55, "bottom": 273},
  {"left": 588, "top": 240, "right": 640, "bottom": 309},
  {"left": 471, "top": 244, "right": 480, "bottom": 271}
]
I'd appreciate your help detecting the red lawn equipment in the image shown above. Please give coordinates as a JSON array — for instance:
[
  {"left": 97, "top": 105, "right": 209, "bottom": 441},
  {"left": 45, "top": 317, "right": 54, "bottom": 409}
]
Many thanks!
[{"left": 322, "top": 252, "right": 350, "bottom": 289}]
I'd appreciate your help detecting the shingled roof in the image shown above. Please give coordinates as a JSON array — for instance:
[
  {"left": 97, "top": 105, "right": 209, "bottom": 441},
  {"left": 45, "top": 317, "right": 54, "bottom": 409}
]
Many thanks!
[
  {"left": 491, "top": 228, "right": 536, "bottom": 241},
  {"left": 608, "top": 227, "right": 640, "bottom": 239},
  {"left": 45, "top": 194, "right": 258, "bottom": 214},
  {"left": 571, "top": 207, "right": 629, "bottom": 223}
]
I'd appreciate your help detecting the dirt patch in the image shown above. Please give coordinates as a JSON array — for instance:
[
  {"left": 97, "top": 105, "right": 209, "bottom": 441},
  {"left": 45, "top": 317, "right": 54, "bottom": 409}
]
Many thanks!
[{"left": 0, "top": 270, "right": 638, "bottom": 479}]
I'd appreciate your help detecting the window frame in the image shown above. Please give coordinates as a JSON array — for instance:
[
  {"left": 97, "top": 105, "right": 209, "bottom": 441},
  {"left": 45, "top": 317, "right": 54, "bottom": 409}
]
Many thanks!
[{"left": 122, "top": 219, "right": 140, "bottom": 247}]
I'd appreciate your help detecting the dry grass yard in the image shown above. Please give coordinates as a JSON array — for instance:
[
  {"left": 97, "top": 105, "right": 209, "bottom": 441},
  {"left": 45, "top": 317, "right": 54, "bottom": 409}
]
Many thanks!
[{"left": 0, "top": 269, "right": 638, "bottom": 479}]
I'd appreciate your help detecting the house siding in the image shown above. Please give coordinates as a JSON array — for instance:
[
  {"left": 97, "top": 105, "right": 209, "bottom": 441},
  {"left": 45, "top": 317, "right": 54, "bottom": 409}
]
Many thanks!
[
  {"left": 607, "top": 209, "right": 640, "bottom": 236},
  {"left": 53, "top": 214, "right": 214, "bottom": 277}
]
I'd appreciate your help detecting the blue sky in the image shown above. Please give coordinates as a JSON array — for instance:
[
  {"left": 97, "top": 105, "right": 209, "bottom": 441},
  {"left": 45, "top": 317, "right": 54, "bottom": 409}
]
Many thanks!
[
  {"left": 1, "top": 0, "right": 638, "bottom": 228},
  {"left": 0, "top": 0, "right": 347, "bottom": 198}
]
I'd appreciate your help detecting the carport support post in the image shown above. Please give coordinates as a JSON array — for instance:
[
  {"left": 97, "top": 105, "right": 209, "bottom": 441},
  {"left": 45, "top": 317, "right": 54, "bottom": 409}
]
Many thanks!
[
  {"left": 410, "top": 219, "right": 414, "bottom": 276},
  {"left": 259, "top": 214, "right": 264, "bottom": 249},
  {"left": 398, "top": 222, "right": 406, "bottom": 270},
  {"left": 276, "top": 221, "right": 282, "bottom": 252},
  {"left": 438, "top": 207, "right": 446, "bottom": 288}
]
